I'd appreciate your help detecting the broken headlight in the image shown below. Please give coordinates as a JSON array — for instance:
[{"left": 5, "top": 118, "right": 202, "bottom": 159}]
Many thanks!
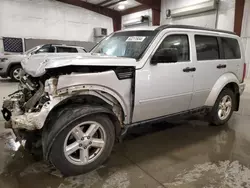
[{"left": 44, "top": 78, "right": 58, "bottom": 96}]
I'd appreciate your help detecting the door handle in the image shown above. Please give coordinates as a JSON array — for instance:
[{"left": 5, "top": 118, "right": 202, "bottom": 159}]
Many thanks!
[
  {"left": 183, "top": 67, "right": 196, "bottom": 72},
  {"left": 217, "top": 64, "right": 227, "bottom": 69}
]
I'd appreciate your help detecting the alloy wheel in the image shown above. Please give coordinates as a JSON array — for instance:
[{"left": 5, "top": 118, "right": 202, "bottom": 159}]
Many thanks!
[
  {"left": 63, "top": 121, "right": 106, "bottom": 165},
  {"left": 218, "top": 95, "right": 232, "bottom": 120}
]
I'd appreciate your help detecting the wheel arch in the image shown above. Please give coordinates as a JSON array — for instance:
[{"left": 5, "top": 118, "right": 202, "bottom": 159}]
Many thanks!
[
  {"left": 205, "top": 73, "right": 240, "bottom": 110},
  {"left": 42, "top": 102, "right": 122, "bottom": 161},
  {"left": 7, "top": 62, "right": 21, "bottom": 76},
  {"left": 43, "top": 92, "right": 124, "bottom": 132}
]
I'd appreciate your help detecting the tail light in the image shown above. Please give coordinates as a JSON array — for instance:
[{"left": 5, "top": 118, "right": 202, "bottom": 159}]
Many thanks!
[{"left": 242, "top": 63, "right": 246, "bottom": 83}]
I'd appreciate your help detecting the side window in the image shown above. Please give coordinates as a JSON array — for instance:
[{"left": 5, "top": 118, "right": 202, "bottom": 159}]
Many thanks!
[
  {"left": 36, "top": 45, "right": 55, "bottom": 54},
  {"left": 57, "top": 47, "right": 78, "bottom": 53},
  {"left": 156, "top": 34, "right": 190, "bottom": 62},
  {"left": 195, "top": 35, "right": 219, "bottom": 60},
  {"left": 221, "top": 37, "right": 241, "bottom": 59},
  {"left": 69, "top": 48, "right": 78, "bottom": 53}
]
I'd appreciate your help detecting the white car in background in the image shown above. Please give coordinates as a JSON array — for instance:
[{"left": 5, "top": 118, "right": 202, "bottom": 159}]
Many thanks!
[{"left": 0, "top": 44, "right": 86, "bottom": 81}]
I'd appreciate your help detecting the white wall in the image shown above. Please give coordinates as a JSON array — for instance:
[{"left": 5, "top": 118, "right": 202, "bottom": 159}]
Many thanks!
[
  {"left": 160, "top": 0, "right": 235, "bottom": 31},
  {"left": 122, "top": 9, "right": 152, "bottom": 29},
  {"left": 0, "top": 0, "right": 113, "bottom": 45},
  {"left": 0, "top": 38, "right": 3, "bottom": 53},
  {"left": 241, "top": 0, "right": 250, "bottom": 77}
]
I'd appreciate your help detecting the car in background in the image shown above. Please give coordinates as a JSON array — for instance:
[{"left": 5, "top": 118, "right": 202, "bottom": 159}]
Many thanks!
[{"left": 0, "top": 44, "right": 86, "bottom": 81}]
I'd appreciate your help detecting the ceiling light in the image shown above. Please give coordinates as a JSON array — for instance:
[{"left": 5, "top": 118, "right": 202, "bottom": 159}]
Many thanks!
[{"left": 118, "top": 4, "right": 125, "bottom": 10}]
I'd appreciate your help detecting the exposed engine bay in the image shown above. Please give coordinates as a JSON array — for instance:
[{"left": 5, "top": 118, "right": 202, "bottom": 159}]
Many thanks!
[{"left": 2, "top": 72, "right": 50, "bottom": 130}]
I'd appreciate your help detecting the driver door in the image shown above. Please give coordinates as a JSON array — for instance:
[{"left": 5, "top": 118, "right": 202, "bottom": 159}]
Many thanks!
[{"left": 132, "top": 33, "right": 195, "bottom": 123}]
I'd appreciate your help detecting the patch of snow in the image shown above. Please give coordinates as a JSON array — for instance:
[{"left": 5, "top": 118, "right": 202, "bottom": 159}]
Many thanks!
[
  {"left": 102, "top": 171, "right": 130, "bottom": 188},
  {"left": 64, "top": 171, "right": 102, "bottom": 188},
  {"left": 164, "top": 160, "right": 250, "bottom": 188}
]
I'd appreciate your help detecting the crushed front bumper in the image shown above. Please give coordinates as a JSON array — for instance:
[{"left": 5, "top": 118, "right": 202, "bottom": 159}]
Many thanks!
[
  {"left": 2, "top": 97, "right": 63, "bottom": 130},
  {"left": 2, "top": 106, "right": 50, "bottom": 130}
]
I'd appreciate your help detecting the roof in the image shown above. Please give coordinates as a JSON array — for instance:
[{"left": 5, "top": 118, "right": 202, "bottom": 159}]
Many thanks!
[
  {"left": 49, "top": 44, "right": 85, "bottom": 49},
  {"left": 119, "top": 25, "right": 236, "bottom": 36},
  {"left": 156, "top": 25, "right": 237, "bottom": 35},
  {"left": 123, "top": 26, "right": 159, "bottom": 31}
]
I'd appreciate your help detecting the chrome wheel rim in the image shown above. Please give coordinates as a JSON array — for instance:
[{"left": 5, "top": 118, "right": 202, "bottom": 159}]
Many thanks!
[
  {"left": 13, "top": 68, "right": 22, "bottom": 80},
  {"left": 63, "top": 121, "right": 106, "bottom": 166},
  {"left": 218, "top": 95, "right": 232, "bottom": 120}
]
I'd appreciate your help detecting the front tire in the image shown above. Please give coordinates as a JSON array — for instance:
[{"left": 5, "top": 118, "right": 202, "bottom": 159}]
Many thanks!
[
  {"left": 49, "top": 110, "right": 115, "bottom": 176},
  {"left": 9, "top": 65, "right": 22, "bottom": 81},
  {"left": 209, "top": 88, "right": 235, "bottom": 126}
]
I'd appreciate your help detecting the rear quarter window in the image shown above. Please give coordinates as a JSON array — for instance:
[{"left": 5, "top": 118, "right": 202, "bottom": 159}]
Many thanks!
[{"left": 221, "top": 37, "right": 241, "bottom": 59}]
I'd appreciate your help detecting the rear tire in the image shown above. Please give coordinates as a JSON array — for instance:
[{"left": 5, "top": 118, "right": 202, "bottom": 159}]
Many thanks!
[
  {"left": 48, "top": 108, "right": 115, "bottom": 176},
  {"left": 9, "top": 65, "right": 22, "bottom": 82},
  {"left": 209, "top": 88, "right": 235, "bottom": 126}
]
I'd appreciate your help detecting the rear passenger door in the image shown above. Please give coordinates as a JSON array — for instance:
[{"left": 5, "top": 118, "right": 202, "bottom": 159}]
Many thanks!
[{"left": 189, "top": 34, "right": 226, "bottom": 109}]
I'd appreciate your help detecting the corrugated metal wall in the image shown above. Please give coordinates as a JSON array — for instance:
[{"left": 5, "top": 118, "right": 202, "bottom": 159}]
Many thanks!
[{"left": 241, "top": 0, "right": 250, "bottom": 77}]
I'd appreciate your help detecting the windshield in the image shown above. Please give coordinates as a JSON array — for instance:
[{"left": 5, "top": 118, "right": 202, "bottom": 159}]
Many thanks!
[
  {"left": 24, "top": 45, "right": 42, "bottom": 55},
  {"left": 91, "top": 30, "right": 158, "bottom": 59}
]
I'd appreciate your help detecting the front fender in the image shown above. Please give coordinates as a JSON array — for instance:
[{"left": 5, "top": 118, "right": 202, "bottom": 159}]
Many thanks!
[
  {"left": 205, "top": 73, "right": 240, "bottom": 107},
  {"left": 10, "top": 89, "right": 127, "bottom": 131}
]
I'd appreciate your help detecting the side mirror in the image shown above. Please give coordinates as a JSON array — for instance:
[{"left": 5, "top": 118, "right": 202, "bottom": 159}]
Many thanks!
[{"left": 151, "top": 48, "right": 178, "bottom": 64}]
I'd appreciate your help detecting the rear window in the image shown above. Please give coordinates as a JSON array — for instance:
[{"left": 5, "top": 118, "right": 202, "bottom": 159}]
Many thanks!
[
  {"left": 57, "top": 47, "right": 78, "bottom": 53},
  {"left": 221, "top": 37, "right": 241, "bottom": 59},
  {"left": 195, "top": 35, "right": 220, "bottom": 61}
]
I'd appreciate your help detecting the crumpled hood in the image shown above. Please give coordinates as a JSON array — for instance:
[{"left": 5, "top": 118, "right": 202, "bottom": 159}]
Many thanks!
[{"left": 22, "top": 53, "right": 136, "bottom": 77}]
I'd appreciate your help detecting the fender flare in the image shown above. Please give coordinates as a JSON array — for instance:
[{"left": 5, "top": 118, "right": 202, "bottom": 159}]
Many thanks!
[
  {"left": 205, "top": 73, "right": 240, "bottom": 107},
  {"left": 57, "top": 85, "right": 130, "bottom": 123}
]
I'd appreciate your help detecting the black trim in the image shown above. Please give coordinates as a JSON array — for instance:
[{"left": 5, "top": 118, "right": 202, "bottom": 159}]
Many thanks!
[
  {"left": 156, "top": 25, "right": 236, "bottom": 36},
  {"left": 127, "top": 107, "right": 209, "bottom": 128},
  {"left": 130, "top": 68, "right": 136, "bottom": 123},
  {"left": 114, "top": 67, "right": 134, "bottom": 80},
  {"left": 217, "top": 37, "right": 224, "bottom": 59}
]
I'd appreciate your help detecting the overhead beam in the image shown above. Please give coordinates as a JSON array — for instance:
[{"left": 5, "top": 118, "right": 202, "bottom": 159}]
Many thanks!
[
  {"left": 97, "top": 0, "right": 113, "bottom": 6},
  {"left": 104, "top": 0, "right": 126, "bottom": 8},
  {"left": 113, "top": 16, "right": 122, "bottom": 31},
  {"left": 121, "top": 4, "right": 150, "bottom": 15},
  {"left": 135, "top": 0, "right": 161, "bottom": 11},
  {"left": 56, "top": 0, "right": 120, "bottom": 17},
  {"left": 234, "top": 0, "right": 245, "bottom": 36}
]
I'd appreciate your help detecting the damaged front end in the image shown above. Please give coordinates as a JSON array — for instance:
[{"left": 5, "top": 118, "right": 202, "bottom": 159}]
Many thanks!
[
  {"left": 2, "top": 73, "right": 53, "bottom": 130},
  {"left": 2, "top": 55, "right": 135, "bottom": 147},
  {"left": 2, "top": 68, "right": 132, "bottom": 132}
]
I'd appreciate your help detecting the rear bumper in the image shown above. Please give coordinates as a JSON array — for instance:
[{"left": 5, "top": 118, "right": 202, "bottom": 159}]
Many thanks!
[{"left": 239, "top": 83, "right": 245, "bottom": 95}]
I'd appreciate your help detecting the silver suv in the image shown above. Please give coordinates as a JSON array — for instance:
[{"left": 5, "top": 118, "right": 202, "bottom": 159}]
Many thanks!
[
  {"left": 0, "top": 44, "right": 86, "bottom": 81},
  {"left": 1, "top": 25, "right": 246, "bottom": 176}
]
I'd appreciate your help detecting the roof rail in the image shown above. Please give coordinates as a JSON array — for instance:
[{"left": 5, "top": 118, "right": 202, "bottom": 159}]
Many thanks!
[{"left": 156, "top": 25, "right": 236, "bottom": 35}]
